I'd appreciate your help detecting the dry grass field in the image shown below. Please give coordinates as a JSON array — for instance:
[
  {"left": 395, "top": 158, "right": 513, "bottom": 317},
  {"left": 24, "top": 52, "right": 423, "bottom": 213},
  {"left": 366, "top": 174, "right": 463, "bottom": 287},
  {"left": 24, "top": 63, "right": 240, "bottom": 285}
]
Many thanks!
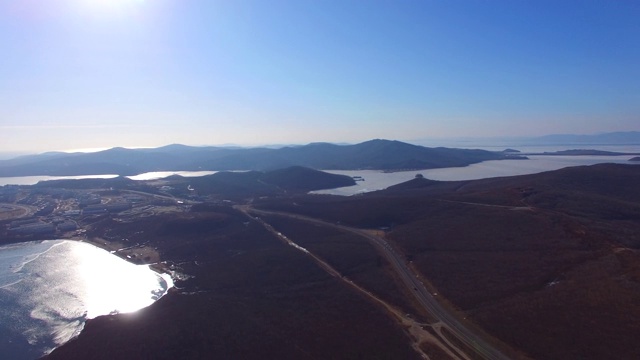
[{"left": 256, "top": 164, "right": 640, "bottom": 359}]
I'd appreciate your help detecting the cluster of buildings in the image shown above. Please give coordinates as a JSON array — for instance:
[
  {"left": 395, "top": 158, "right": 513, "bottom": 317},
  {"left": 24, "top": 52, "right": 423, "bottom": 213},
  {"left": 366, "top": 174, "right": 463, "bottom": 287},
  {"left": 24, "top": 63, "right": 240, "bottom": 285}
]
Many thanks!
[
  {"left": 8, "top": 218, "right": 75, "bottom": 236},
  {"left": 81, "top": 202, "right": 132, "bottom": 215},
  {"left": 5, "top": 191, "right": 141, "bottom": 237}
]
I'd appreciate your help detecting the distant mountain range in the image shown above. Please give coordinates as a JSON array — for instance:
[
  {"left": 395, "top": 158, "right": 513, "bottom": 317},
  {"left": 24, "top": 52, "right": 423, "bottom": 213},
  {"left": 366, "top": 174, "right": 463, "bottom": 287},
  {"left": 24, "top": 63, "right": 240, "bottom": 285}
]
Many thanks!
[
  {"left": 414, "top": 131, "right": 640, "bottom": 148},
  {"left": 0, "top": 139, "right": 514, "bottom": 177},
  {"left": 524, "top": 131, "right": 640, "bottom": 145}
]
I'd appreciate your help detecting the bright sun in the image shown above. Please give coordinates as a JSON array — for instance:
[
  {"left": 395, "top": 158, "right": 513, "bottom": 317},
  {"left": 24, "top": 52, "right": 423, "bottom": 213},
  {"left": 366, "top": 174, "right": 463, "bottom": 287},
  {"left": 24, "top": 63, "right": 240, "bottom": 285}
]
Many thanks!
[
  {"left": 90, "top": 0, "right": 144, "bottom": 4},
  {"left": 81, "top": 0, "right": 145, "bottom": 12}
]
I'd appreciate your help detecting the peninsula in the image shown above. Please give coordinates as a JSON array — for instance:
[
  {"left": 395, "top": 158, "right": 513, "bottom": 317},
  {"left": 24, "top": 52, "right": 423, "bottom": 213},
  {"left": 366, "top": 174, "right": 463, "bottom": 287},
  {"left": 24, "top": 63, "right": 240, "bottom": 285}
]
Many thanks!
[{"left": 1, "top": 162, "right": 638, "bottom": 359}]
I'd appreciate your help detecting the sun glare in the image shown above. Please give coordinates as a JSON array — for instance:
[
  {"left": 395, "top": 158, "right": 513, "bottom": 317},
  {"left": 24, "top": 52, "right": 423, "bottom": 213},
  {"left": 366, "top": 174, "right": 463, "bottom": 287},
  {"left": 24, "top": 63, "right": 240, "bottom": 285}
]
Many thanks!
[
  {"left": 78, "top": 0, "right": 145, "bottom": 14},
  {"left": 89, "top": 0, "right": 144, "bottom": 6},
  {"left": 72, "top": 242, "right": 170, "bottom": 318}
]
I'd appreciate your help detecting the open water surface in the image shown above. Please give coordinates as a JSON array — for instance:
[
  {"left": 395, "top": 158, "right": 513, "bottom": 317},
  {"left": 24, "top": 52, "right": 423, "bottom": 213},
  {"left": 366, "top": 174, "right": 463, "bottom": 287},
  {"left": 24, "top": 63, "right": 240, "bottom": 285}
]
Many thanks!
[
  {"left": 0, "top": 174, "right": 119, "bottom": 186},
  {"left": 0, "top": 240, "right": 172, "bottom": 359},
  {"left": 0, "top": 171, "right": 221, "bottom": 186},
  {"left": 126, "top": 171, "right": 217, "bottom": 181},
  {"left": 0, "top": 144, "right": 638, "bottom": 187},
  {"left": 312, "top": 155, "right": 640, "bottom": 196}
]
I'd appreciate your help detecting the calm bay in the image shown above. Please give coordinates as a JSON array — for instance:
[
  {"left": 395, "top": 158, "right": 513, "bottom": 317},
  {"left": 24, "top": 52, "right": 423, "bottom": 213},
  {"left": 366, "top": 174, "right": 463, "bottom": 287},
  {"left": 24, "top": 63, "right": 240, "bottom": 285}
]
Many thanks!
[{"left": 0, "top": 240, "right": 172, "bottom": 359}]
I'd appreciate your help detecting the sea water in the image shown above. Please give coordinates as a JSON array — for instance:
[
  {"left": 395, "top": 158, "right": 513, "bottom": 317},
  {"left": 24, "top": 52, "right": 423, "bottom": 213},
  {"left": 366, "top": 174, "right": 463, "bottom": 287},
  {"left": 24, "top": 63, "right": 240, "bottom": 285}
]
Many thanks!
[
  {"left": 126, "top": 171, "right": 217, "bottom": 181},
  {"left": 0, "top": 240, "right": 172, "bottom": 359},
  {"left": 0, "top": 171, "right": 220, "bottom": 186},
  {"left": 313, "top": 154, "right": 640, "bottom": 196},
  {"left": 0, "top": 174, "right": 118, "bottom": 187}
]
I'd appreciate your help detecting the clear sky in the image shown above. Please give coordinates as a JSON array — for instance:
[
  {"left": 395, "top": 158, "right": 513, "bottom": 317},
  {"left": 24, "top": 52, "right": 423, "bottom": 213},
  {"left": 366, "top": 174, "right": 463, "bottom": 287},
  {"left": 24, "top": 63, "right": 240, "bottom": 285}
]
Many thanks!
[{"left": 1, "top": 0, "right": 638, "bottom": 153}]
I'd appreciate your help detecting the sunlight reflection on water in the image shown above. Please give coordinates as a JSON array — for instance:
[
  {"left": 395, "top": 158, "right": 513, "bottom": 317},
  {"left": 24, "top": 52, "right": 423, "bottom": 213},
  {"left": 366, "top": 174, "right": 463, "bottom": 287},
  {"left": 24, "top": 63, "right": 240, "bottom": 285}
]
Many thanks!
[
  {"left": 126, "top": 171, "right": 217, "bottom": 181},
  {"left": 0, "top": 240, "right": 172, "bottom": 359},
  {"left": 72, "top": 241, "right": 171, "bottom": 318}
]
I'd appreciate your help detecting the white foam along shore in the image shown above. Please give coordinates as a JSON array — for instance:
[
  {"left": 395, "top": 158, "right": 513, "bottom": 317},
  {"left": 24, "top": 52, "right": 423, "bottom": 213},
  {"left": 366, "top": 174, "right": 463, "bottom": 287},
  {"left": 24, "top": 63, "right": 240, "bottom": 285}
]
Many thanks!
[{"left": 0, "top": 239, "right": 174, "bottom": 359}]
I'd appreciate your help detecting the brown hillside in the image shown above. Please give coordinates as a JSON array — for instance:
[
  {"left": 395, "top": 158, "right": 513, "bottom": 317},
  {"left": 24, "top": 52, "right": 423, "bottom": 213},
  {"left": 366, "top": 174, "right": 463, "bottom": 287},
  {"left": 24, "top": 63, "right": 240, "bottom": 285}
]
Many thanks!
[{"left": 256, "top": 164, "right": 640, "bottom": 359}]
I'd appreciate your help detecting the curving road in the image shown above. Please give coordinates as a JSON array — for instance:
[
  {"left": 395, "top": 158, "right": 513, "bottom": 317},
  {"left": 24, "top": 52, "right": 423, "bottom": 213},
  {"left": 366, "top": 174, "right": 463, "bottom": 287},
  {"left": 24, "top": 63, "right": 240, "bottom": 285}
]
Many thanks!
[{"left": 241, "top": 206, "right": 511, "bottom": 360}]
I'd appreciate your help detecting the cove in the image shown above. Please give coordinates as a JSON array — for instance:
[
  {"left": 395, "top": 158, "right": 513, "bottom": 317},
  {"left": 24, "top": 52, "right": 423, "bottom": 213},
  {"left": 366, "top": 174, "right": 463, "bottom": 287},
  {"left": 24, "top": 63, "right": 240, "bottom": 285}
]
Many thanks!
[{"left": 0, "top": 240, "right": 172, "bottom": 359}]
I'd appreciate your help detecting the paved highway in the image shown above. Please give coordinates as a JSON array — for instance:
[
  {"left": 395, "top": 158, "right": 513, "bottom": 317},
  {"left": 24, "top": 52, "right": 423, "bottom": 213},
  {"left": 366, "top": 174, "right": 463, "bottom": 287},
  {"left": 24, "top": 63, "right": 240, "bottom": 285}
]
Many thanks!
[{"left": 243, "top": 206, "right": 511, "bottom": 360}]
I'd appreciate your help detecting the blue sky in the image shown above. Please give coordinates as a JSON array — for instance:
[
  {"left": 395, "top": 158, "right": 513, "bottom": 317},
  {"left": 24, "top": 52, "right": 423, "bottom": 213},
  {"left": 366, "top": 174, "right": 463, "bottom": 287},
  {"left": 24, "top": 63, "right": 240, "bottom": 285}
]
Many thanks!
[{"left": 0, "top": 0, "right": 638, "bottom": 153}]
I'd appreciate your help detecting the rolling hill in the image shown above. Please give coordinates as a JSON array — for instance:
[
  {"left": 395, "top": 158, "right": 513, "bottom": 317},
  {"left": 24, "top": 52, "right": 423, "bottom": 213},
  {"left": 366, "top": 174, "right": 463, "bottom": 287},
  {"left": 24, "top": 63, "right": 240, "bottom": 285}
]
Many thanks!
[
  {"left": 0, "top": 140, "right": 512, "bottom": 177},
  {"left": 254, "top": 163, "right": 640, "bottom": 359}
]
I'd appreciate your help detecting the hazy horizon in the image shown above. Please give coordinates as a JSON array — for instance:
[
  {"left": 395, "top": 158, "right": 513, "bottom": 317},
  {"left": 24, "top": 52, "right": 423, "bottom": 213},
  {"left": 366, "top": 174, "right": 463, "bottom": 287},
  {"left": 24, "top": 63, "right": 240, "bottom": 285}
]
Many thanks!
[
  {"left": 1, "top": 131, "right": 640, "bottom": 161},
  {"left": 1, "top": 1, "right": 638, "bottom": 154}
]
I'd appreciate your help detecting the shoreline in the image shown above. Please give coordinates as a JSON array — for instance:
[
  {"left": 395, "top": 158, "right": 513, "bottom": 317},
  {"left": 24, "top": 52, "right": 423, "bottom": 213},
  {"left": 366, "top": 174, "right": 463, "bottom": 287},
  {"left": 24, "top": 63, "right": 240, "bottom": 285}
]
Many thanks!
[
  {"left": 1, "top": 235, "right": 174, "bottom": 291},
  {"left": 0, "top": 234, "right": 175, "bottom": 297},
  {"left": 76, "top": 236, "right": 174, "bottom": 285},
  {"left": 0, "top": 237, "right": 175, "bottom": 359}
]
